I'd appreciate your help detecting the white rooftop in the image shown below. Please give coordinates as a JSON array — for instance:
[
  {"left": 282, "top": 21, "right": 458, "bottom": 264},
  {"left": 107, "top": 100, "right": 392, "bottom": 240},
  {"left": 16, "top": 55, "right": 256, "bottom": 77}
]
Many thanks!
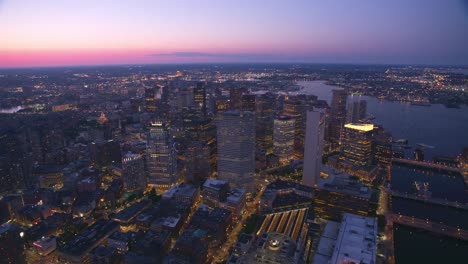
[
  {"left": 314, "top": 213, "right": 377, "bottom": 264},
  {"left": 330, "top": 213, "right": 377, "bottom": 264}
]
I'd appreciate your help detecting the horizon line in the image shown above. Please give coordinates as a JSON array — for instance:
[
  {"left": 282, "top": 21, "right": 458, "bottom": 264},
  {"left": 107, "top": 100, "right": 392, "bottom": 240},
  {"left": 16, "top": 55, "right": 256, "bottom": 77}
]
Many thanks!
[{"left": 1, "top": 61, "right": 468, "bottom": 70}]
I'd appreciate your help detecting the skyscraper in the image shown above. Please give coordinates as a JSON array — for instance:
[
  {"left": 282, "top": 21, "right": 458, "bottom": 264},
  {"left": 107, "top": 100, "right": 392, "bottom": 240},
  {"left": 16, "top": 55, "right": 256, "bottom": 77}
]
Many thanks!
[
  {"left": 273, "top": 116, "right": 295, "bottom": 164},
  {"left": 185, "top": 141, "right": 211, "bottom": 184},
  {"left": 89, "top": 139, "right": 121, "bottom": 168},
  {"left": 302, "top": 110, "right": 325, "bottom": 187},
  {"left": 147, "top": 121, "right": 177, "bottom": 192},
  {"left": 346, "top": 97, "right": 367, "bottom": 123},
  {"left": 329, "top": 89, "right": 348, "bottom": 144},
  {"left": 217, "top": 111, "right": 255, "bottom": 193},
  {"left": 122, "top": 152, "right": 146, "bottom": 192},
  {"left": 229, "top": 87, "right": 248, "bottom": 110},
  {"left": 255, "top": 93, "right": 275, "bottom": 153},
  {"left": 193, "top": 82, "right": 206, "bottom": 116},
  {"left": 183, "top": 115, "right": 217, "bottom": 171},
  {"left": 340, "top": 123, "right": 374, "bottom": 167},
  {"left": 241, "top": 94, "right": 256, "bottom": 112},
  {"left": 144, "top": 87, "right": 157, "bottom": 112}
]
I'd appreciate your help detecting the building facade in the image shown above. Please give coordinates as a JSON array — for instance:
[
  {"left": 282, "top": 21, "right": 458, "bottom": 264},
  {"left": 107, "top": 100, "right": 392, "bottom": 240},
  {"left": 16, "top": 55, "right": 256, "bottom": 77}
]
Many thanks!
[
  {"left": 273, "top": 116, "right": 295, "bottom": 164},
  {"left": 217, "top": 111, "right": 255, "bottom": 192},
  {"left": 122, "top": 152, "right": 146, "bottom": 192},
  {"left": 147, "top": 121, "right": 177, "bottom": 192},
  {"left": 302, "top": 110, "right": 325, "bottom": 187}
]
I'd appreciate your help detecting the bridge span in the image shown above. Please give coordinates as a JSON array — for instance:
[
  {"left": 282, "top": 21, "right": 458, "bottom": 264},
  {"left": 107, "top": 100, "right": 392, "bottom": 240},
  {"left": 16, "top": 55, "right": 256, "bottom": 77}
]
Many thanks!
[
  {"left": 392, "top": 158, "right": 461, "bottom": 174},
  {"left": 389, "top": 213, "right": 468, "bottom": 241}
]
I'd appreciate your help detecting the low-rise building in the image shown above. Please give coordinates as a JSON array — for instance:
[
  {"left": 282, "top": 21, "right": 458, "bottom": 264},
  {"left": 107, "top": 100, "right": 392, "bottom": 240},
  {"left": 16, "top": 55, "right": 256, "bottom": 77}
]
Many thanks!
[
  {"left": 313, "top": 213, "right": 377, "bottom": 264},
  {"left": 313, "top": 167, "right": 378, "bottom": 221}
]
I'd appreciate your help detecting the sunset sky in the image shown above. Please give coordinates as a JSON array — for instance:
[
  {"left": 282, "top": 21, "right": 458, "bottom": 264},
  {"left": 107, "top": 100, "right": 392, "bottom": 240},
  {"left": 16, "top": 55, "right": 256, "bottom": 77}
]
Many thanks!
[{"left": 1, "top": 0, "right": 467, "bottom": 67}]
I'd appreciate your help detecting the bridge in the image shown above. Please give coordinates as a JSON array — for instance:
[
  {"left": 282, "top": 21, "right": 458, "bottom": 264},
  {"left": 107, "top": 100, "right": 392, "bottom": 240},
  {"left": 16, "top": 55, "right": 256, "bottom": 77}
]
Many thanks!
[
  {"left": 390, "top": 190, "right": 468, "bottom": 210},
  {"left": 389, "top": 213, "right": 468, "bottom": 241},
  {"left": 392, "top": 158, "right": 461, "bottom": 174}
]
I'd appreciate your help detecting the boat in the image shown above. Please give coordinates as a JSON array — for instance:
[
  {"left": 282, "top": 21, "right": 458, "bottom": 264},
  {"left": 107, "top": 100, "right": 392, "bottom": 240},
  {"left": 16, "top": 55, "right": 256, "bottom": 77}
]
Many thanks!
[
  {"left": 394, "top": 139, "right": 408, "bottom": 145},
  {"left": 413, "top": 181, "right": 432, "bottom": 199},
  {"left": 416, "top": 143, "right": 435, "bottom": 149}
]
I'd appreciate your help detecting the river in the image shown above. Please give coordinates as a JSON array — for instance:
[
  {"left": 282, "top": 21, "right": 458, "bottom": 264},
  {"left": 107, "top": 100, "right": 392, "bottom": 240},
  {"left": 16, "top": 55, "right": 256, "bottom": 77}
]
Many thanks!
[{"left": 295, "top": 80, "right": 468, "bottom": 159}]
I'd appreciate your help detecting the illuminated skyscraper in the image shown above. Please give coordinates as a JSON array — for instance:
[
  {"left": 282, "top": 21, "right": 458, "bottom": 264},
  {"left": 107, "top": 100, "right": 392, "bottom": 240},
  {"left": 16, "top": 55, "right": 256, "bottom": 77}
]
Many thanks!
[
  {"left": 302, "top": 110, "right": 325, "bottom": 187},
  {"left": 193, "top": 82, "right": 206, "bottom": 116},
  {"left": 255, "top": 93, "right": 275, "bottom": 153},
  {"left": 340, "top": 123, "right": 374, "bottom": 167},
  {"left": 241, "top": 94, "right": 256, "bottom": 112},
  {"left": 217, "top": 111, "right": 255, "bottom": 192},
  {"left": 147, "top": 121, "right": 177, "bottom": 192},
  {"left": 145, "top": 87, "right": 157, "bottom": 112},
  {"left": 122, "top": 152, "right": 146, "bottom": 192},
  {"left": 273, "top": 116, "right": 295, "bottom": 164},
  {"left": 183, "top": 115, "right": 217, "bottom": 171},
  {"left": 329, "top": 90, "right": 347, "bottom": 143}
]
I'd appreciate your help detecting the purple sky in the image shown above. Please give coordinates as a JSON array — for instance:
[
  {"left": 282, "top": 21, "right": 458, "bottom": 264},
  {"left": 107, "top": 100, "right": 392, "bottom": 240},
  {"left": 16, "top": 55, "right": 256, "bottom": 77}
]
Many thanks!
[{"left": 1, "top": 0, "right": 467, "bottom": 67}]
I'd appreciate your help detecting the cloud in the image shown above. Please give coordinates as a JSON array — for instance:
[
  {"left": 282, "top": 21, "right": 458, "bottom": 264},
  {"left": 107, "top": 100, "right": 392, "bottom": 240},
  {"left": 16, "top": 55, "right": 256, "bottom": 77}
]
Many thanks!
[{"left": 149, "top": 52, "right": 276, "bottom": 59}]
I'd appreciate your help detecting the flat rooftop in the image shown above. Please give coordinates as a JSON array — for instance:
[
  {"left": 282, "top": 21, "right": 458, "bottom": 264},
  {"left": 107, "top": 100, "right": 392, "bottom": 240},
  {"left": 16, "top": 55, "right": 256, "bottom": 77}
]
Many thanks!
[
  {"left": 344, "top": 123, "right": 374, "bottom": 132},
  {"left": 317, "top": 167, "right": 372, "bottom": 199},
  {"left": 112, "top": 199, "right": 151, "bottom": 223},
  {"left": 59, "top": 220, "right": 119, "bottom": 256},
  {"left": 203, "top": 179, "right": 228, "bottom": 191},
  {"left": 313, "top": 213, "right": 377, "bottom": 264}
]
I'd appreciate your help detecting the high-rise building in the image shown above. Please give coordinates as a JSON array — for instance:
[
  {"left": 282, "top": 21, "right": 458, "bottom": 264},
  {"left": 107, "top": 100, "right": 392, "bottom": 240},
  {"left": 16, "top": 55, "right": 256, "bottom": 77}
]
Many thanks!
[
  {"left": 185, "top": 141, "right": 211, "bottom": 184},
  {"left": 346, "top": 97, "right": 367, "bottom": 123},
  {"left": 147, "top": 121, "right": 177, "bottom": 192},
  {"left": 215, "top": 98, "right": 230, "bottom": 114},
  {"left": 89, "top": 139, "right": 121, "bottom": 167},
  {"left": 229, "top": 87, "right": 247, "bottom": 110},
  {"left": 340, "top": 123, "right": 374, "bottom": 167},
  {"left": 241, "top": 94, "right": 256, "bottom": 112},
  {"left": 372, "top": 126, "right": 392, "bottom": 168},
  {"left": 329, "top": 90, "right": 347, "bottom": 144},
  {"left": 273, "top": 116, "right": 295, "bottom": 164},
  {"left": 193, "top": 82, "right": 206, "bottom": 116},
  {"left": 302, "top": 110, "right": 325, "bottom": 187},
  {"left": 0, "top": 128, "right": 33, "bottom": 193},
  {"left": 145, "top": 87, "right": 157, "bottom": 112},
  {"left": 255, "top": 93, "right": 275, "bottom": 153},
  {"left": 217, "top": 111, "right": 255, "bottom": 193},
  {"left": 183, "top": 115, "right": 217, "bottom": 171},
  {"left": 122, "top": 152, "right": 146, "bottom": 192},
  {"left": 283, "top": 98, "right": 303, "bottom": 160}
]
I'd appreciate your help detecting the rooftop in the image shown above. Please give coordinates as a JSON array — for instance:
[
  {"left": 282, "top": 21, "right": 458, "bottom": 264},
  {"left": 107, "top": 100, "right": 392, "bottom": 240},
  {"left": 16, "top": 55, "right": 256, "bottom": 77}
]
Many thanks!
[
  {"left": 203, "top": 179, "right": 229, "bottom": 191},
  {"left": 163, "top": 183, "right": 198, "bottom": 200},
  {"left": 317, "top": 167, "right": 372, "bottom": 199},
  {"left": 314, "top": 213, "right": 377, "bottom": 264},
  {"left": 330, "top": 213, "right": 377, "bottom": 264},
  {"left": 344, "top": 123, "right": 374, "bottom": 132},
  {"left": 59, "top": 220, "right": 119, "bottom": 256},
  {"left": 112, "top": 199, "right": 152, "bottom": 223},
  {"left": 226, "top": 188, "right": 246, "bottom": 203}
]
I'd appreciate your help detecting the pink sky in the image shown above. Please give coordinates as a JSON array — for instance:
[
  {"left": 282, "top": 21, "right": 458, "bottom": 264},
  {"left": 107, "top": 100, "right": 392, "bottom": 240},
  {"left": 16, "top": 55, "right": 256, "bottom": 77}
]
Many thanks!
[{"left": 1, "top": 0, "right": 467, "bottom": 67}]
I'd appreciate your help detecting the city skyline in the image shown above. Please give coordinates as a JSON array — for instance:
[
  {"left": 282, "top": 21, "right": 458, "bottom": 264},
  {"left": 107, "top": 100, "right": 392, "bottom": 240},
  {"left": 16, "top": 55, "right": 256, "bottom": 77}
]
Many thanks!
[{"left": 1, "top": 0, "right": 468, "bottom": 67}]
